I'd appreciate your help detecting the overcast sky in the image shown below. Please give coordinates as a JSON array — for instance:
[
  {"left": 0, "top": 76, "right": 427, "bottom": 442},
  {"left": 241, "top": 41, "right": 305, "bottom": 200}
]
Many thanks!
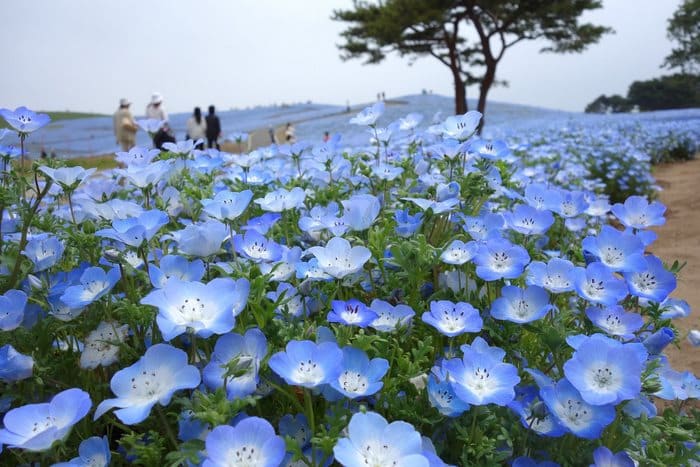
[{"left": 0, "top": 0, "right": 682, "bottom": 114}]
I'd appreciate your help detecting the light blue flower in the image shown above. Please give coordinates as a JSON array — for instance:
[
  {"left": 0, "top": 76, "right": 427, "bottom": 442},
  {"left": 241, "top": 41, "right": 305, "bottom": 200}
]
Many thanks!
[
  {"left": 585, "top": 305, "right": 643, "bottom": 339},
  {"left": 440, "top": 111, "right": 482, "bottom": 140},
  {"left": 201, "top": 189, "right": 254, "bottom": 221},
  {"left": 333, "top": 411, "right": 428, "bottom": 467},
  {"left": 149, "top": 254, "right": 205, "bottom": 288},
  {"left": 330, "top": 346, "right": 389, "bottom": 399},
  {"left": 581, "top": 225, "right": 647, "bottom": 272},
  {"left": 572, "top": 262, "right": 628, "bottom": 306},
  {"left": 307, "top": 236, "right": 371, "bottom": 279},
  {"left": 553, "top": 190, "right": 589, "bottom": 218},
  {"left": 394, "top": 209, "right": 423, "bottom": 237},
  {"left": 611, "top": 196, "right": 666, "bottom": 229},
  {"left": 141, "top": 277, "right": 249, "bottom": 340},
  {"left": 328, "top": 299, "right": 378, "bottom": 328},
  {"left": 234, "top": 229, "right": 283, "bottom": 263},
  {"left": 504, "top": 204, "right": 554, "bottom": 235},
  {"left": 623, "top": 255, "right": 676, "bottom": 302},
  {"left": 0, "top": 106, "right": 51, "bottom": 133},
  {"left": 525, "top": 258, "right": 576, "bottom": 293},
  {"left": 368, "top": 299, "right": 415, "bottom": 332},
  {"left": 254, "top": 187, "right": 306, "bottom": 212},
  {"left": 507, "top": 385, "right": 566, "bottom": 437},
  {"left": 349, "top": 101, "right": 385, "bottom": 126},
  {"left": 459, "top": 212, "right": 504, "bottom": 241},
  {"left": 589, "top": 446, "right": 634, "bottom": 467},
  {"left": 39, "top": 166, "right": 95, "bottom": 191},
  {"left": 94, "top": 344, "right": 200, "bottom": 424},
  {"left": 166, "top": 219, "right": 229, "bottom": 257},
  {"left": 440, "top": 239, "right": 478, "bottom": 265},
  {"left": 659, "top": 297, "right": 691, "bottom": 319},
  {"left": 422, "top": 300, "right": 482, "bottom": 337},
  {"left": 490, "top": 285, "right": 552, "bottom": 324},
  {"left": 0, "top": 289, "right": 27, "bottom": 331},
  {"left": 60, "top": 266, "right": 120, "bottom": 308},
  {"left": 96, "top": 209, "right": 169, "bottom": 247},
  {"left": 341, "top": 194, "right": 381, "bottom": 231},
  {"left": 0, "top": 388, "right": 91, "bottom": 452},
  {"left": 202, "top": 417, "right": 286, "bottom": 467},
  {"left": 473, "top": 238, "right": 531, "bottom": 281},
  {"left": 642, "top": 326, "right": 675, "bottom": 355},
  {"left": 268, "top": 340, "right": 342, "bottom": 388},
  {"left": 402, "top": 197, "right": 460, "bottom": 214},
  {"left": 22, "top": 234, "right": 65, "bottom": 272},
  {"left": 115, "top": 146, "right": 160, "bottom": 167},
  {"left": 53, "top": 435, "right": 110, "bottom": 467},
  {"left": 470, "top": 139, "right": 510, "bottom": 160},
  {"left": 0, "top": 344, "right": 33, "bottom": 382},
  {"left": 427, "top": 366, "right": 470, "bottom": 417}
]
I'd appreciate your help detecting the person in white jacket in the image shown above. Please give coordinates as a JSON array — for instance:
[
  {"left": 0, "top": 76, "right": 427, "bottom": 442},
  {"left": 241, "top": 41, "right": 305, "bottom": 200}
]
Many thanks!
[
  {"left": 145, "top": 92, "right": 168, "bottom": 122},
  {"left": 186, "top": 107, "right": 207, "bottom": 149}
]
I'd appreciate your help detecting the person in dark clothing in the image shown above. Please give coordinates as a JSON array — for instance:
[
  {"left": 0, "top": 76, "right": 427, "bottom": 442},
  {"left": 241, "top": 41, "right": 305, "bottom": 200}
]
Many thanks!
[
  {"left": 153, "top": 123, "right": 176, "bottom": 150},
  {"left": 205, "top": 105, "right": 222, "bottom": 150}
]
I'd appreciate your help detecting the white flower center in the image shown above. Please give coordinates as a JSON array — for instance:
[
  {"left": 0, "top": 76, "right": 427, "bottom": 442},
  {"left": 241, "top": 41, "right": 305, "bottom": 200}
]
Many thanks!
[{"left": 338, "top": 370, "right": 368, "bottom": 394}]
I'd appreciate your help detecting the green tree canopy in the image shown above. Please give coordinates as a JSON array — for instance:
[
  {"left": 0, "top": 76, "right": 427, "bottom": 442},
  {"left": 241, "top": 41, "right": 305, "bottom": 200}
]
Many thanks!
[{"left": 663, "top": 0, "right": 700, "bottom": 75}]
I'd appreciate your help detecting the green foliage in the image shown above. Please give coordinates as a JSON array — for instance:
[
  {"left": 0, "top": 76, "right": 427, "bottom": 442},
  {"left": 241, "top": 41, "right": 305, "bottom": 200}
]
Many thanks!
[
  {"left": 584, "top": 94, "right": 633, "bottom": 114},
  {"left": 627, "top": 74, "right": 700, "bottom": 112},
  {"left": 663, "top": 0, "right": 700, "bottom": 74}
]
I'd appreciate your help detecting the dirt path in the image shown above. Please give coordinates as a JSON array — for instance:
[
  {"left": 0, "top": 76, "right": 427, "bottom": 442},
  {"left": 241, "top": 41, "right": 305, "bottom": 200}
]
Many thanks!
[{"left": 650, "top": 158, "right": 700, "bottom": 375}]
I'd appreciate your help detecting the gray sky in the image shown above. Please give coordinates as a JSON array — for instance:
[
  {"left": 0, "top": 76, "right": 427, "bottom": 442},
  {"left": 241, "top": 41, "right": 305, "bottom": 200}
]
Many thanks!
[{"left": 0, "top": 0, "right": 682, "bottom": 114}]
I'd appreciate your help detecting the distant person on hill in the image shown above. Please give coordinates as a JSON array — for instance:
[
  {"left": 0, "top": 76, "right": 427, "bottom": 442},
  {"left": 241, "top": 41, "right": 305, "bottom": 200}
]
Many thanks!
[
  {"left": 268, "top": 126, "right": 277, "bottom": 144},
  {"left": 113, "top": 98, "right": 138, "bottom": 151},
  {"left": 284, "top": 122, "right": 296, "bottom": 144},
  {"left": 205, "top": 105, "right": 222, "bottom": 150},
  {"left": 145, "top": 92, "right": 168, "bottom": 122},
  {"left": 323, "top": 131, "right": 330, "bottom": 142},
  {"left": 186, "top": 107, "right": 207, "bottom": 149}
]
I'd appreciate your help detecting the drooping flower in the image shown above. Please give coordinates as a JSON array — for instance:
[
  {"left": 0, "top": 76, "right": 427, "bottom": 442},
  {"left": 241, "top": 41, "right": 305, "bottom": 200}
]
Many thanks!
[
  {"left": 0, "top": 388, "right": 91, "bottom": 452},
  {"left": 94, "top": 344, "right": 200, "bottom": 424},
  {"left": 307, "top": 236, "right": 371, "bottom": 279},
  {"left": 328, "top": 299, "right": 378, "bottom": 328},
  {"left": 202, "top": 417, "right": 286, "bottom": 467},
  {"left": 53, "top": 435, "right": 111, "bottom": 467},
  {"left": 60, "top": 266, "right": 120, "bottom": 309},
  {"left": 39, "top": 166, "right": 95, "bottom": 191},
  {"left": 394, "top": 209, "right": 423, "bottom": 237},
  {"left": 80, "top": 321, "right": 129, "bottom": 369},
  {"left": 422, "top": 300, "right": 483, "bottom": 337},
  {"left": 268, "top": 340, "right": 342, "bottom": 388},
  {"left": 0, "top": 344, "right": 34, "bottom": 382},
  {"left": 402, "top": 197, "right": 460, "bottom": 214},
  {"left": 96, "top": 209, "right": 169, "bottom": 247},
  {"left": 22, "top": 234, "right": 65, "bottom": 272},
  {"left": 490, "top": 285, "right": 552, "bottom": 324},
  {"left": 0, "top": 289, "right": 27, "bottom": 331},
  {"left": 330, "top": 346, "right": 389, "bottom": 399},
  {"left": 0, "top": 106, "right": 51, "bottom": 133},
  {"left": 368, "top": 299, "right": 415, "bottom": 332},
  {"left": 642, "top": 327, "right": 675, "bottom": 355}
]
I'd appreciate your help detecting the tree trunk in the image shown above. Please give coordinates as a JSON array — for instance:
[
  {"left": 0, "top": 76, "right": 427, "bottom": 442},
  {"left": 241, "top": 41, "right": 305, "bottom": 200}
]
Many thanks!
[
  {"left": 452, "top": 70, "right": 468, "bottom": 115},
  {"left": 477, "top": 64, "right": 496, "bottom": 133}
]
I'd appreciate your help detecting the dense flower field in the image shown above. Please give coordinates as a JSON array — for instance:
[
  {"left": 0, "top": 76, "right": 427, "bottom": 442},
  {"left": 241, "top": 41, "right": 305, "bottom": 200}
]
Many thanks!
[{"left": 0, "top": 103, "right": 698, "bottom": 466}]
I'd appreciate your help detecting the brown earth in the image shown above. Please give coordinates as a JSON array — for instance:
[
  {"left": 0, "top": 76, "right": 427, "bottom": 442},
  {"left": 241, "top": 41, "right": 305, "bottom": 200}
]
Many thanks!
[{"left": 650, "top": 158, "right": 700, "bottom": 375}]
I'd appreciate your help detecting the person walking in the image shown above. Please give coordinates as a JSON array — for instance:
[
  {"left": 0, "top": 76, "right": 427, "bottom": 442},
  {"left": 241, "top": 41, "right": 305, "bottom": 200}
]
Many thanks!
[
  {"left": 186, "top": 107, "right": 207, "bottom": 149},
  {"left": 284, "top": 122, "right": 296, "bottom": 144},
  {"left": 205, "top": 105, "right": 222, "bottom": 150},
  {"left": 113, "top": 98, "right": 137, "bottom": 151}
]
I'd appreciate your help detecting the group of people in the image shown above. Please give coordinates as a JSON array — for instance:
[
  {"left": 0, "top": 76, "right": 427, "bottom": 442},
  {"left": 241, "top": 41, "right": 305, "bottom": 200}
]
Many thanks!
[{"left": 113, "top": 93, "right": 223, "bottom": 151}]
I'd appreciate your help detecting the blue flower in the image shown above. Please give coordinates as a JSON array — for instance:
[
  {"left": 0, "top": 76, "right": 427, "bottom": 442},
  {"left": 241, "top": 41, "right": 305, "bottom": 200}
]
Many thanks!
[
  {"left": 148, "top": 255, "right": 205, "bottom": 288},
  {"left": 473, "top": 238, "right": 530, "bottom": 281},
  {"left": 507, "top": 386, "right": 566, "bottom": 437},
  {"left": 333, "top": 411, "right": 429, "bottom": 467},
  {"left": 268, "top": 340, "right": 342, "bottom": 388},
  {"left": 589, "top": 446, "right": 634, "bottom": 467},
  {"left": 459, "top": 212, "right": 504, "bottom": 241},
  {"left": 553, "top": 190, "right": 589, "bottom": 218},
  {"left": 440, "top": 239, "right": 478, "bottom": 265},
  {"left": 563, "top": 334, "right": 648, "bottom": 405},
  {"left": 115, "top": 146, "right": 160, "bottom": 167},
  {"left": 307, "top": 236, "right": 371, "bottom": 279},
  {"left": 0, "top": 388, "right": 91, "bottom": 452},
  {"left": 572, "top": 263, "right": 628, "bottom": 306},
  {"left": 349, "top": 101, "right": 385, "bottom": 126},
  {"left": 368, "top": 299, "right": 415, "bottom": 332},
  {"left": 53, "top": 435, "right": 111, "bottom": 467},
  {"left": 623, "top": 255, "right": 676, "bottom": 302},
  {"left": 94, "top": 344, "right": 200, "bottom": 424},
  {"left": 504, "top": 204, "right": 554, "bottom": 235},
  {"left": 427, "top": 367, "right": 470, "bottom": 417},
  {"left": 39, "top": 166, "right": 95, "bottom": 191},
  {"left": 470, "top": 138, "right": 510, "bottom": 160},
  {"left": 585, "top": 305, "right": 643, "bottom": 339},
  {"left": 328, "top": 299, "right": 378, "bottom": 328},
  {"left": 96, "top": 210, "right": 169, "bottom": 247},
  {"left": 254, "top": 187, "right": 306, "bottom": 212},
  {"left": 0, "top": 289, "right": 27, "bottom": 331},
  {"left": 141, "top": 277, "right": 249, "bottom": 340},
  {"left": 440, "top": 111, "right": 482, "bottom": 140},
  {"left": 490, "top": 285, "right": 552, "bottom": 324},
  {"left": 203, "top": 328, "right": 268, "bottom": 400},
  {"left": 203, "top": 417, "right": 286, "bottom": 467},
  {"left": 422, "top": 300, "right": 483, "bottom": 337},
  {"left": 330, "top": 346, "right": 389, "bottom": 399},
  {"left": 581, "top": 225, "right": 646, "bottom": 272},
  {"left": 201, "top": 189, "right": 254, "bottom": 221},
  {"left": 60, "top": 266, "right": 120, "bottom": 308},
  {"left": 540, "top": 378, "right": 616, "bottom": 439},
  {"left": 659, "top": 297, "right": 691, "bottom": 319},
  {"left": 266, "top": 282, "right": 310, "bottom": 319},
  {"left": 443, "top": 337, "right": 520, "bottom": 406},
  {"left": 0, "top": 106, "right": 51, "bottom": 133},
  {"left": 22, "top": 234, "right": 65, "bottom": 272},
  {"left": 394, "top": 209, "right": 423, "bottom": 237},
  {"left": 0, "top": 344, "right": 33, "bottom": 382},
  {"left": 342, "top": 194, "right": 381, "bottom": 232},
  {"left": 402, "top": 197, "right": 460, "bottom": 214},
  {"left": 279, "top": 413, "right": 311, "bottom": 450},
  {"left": 234, "top": 229, "right": 283, "bottom": 263},
  {"left": 165, "top": 219, "right": 229, "bottom": 257},
  {"left": 642, "top": 326, "right": 675, "bottom": 355},
  {"left": 611, "top": 196, "right": 666, "bottom": 229}
]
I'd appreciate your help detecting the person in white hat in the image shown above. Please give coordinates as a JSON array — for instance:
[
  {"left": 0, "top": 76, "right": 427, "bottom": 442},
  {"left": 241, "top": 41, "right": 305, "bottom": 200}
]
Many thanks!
[
  {"left": 145, "top": 92, "right": 168, "bottom": 122},
  {"left": 113, "top": 98, "right": 137, "bottom": 151}
]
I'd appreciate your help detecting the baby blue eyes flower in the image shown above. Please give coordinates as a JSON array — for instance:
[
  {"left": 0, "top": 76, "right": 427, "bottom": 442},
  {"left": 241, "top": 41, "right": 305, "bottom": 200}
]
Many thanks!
[
  {"left": 307, "top": 236, "right": 372, "bottom": 279},
  {"left": 0, "top": 289, "right": 27, "bottom": 331},
  {"left": 268, "top": 340, "right": 342, "bottom": 388},
  {"left": 585, "top": 305, "right": 643, "bottom": 339},
  {"left": 473, "top": 238, "right": 531, "bottom": 281},
  {"left": 349, "top": 101, "right": 385, "bottom": 126},
  {"left": 148, "top": 254, "right": 205, "bottom": 288},
  {"left": 642, "top": 326, "right": 675, "bottom": 355},
  {"left": 53, "top": 435, "right": 110, "bottom": 467},
  {"left": 234, "top": 229, "right": 283, "bottom": 263},
  {"left": 440, "top": 111, "right": 482, "bottom": 140},
  {"left": 330, "top": 346, "right": 389, "bottom": 399},
  {"left": 581, "top": 225, "right": 646, "bottom": 272},
  {"left": 254, "top": 187, "right": 306, "bottom": 212},
  {"left": 504, "top": 204, "right": 554, "bottom": 235},
  {"left": 563, "top": 334, "right": 648, "bottom": 405},
  {"left": 115, "top": 146, "right": 160, "bottom": 167},
  {"left": 328, "top": 299, "right": 378, "bottom": 328},
  {"left": 422, "top": 300, "right": 483, "bottom": 337},
  {"left": 572, "top": 262, "right": 628, "bottom": 306},
  {"left": 428, "top": 367, "right": 470, "bottom": 417},
  {"left": 623, "top": 255, "right": 676, "bottom": 302},
  {"left": 333, "top": 411, "right": 429, "bottom": 467},
  {"left": 96, "top": 209, "right": 169, "bottom": 247},
  {"left": 0, "top": 106, "right": 51, "bottom": 133},
  {"left": 459, "top": 212, "right": 504, "bottom": 241},
  {"left": 201, "top": 189, "right": 253, "bottom": 221},
  {"left": 440, "top": 239, "right": 478, "bottom": 265},
  {"left": 368, "top": 299, "right": 415, "bottom": 332},
  {"left": 202, "top": 417, "right": 286, "bottom": 467},
  {"left": 589, "top": 446, "right": 635, "bottom": 467},
  {"left": 611, "top": 195, "right": 666, "bottom": 229},
  {"left": 0, "top": 344, "right": 34, "bottom": 382},
  {"left": 22, "top": 234, "right": 64, "bottom": 272},
  {"left": 0, "top": 388, "right": 91, "bottom": 452},
  {"left": 402, "top": 196, "right": 460, "bottom": 214},
  {"left": 94, "top": 344, "right": 200, "bottom": 424},
  {"left": 60, "top": 266, "right": 120, "bottom": 309},
  {"left": 341, "top": 194, "right": 381, "bottom": 231},
  {"left": 141, "top": 277, "right": 249, "bottom": 341},
  {"left": 490, "top": 285, "right": 552, "bottom": 324},
  {"left": 394, "top": 209, "right": 423, "bottom": 237},
  {"left": 167, "top": 219, "right": 229, "bottom": 257},
  {"left": 443, "top": 337, "right": 520, "bottom": 406},
  {"left": 553, "top": 190, "right": 589, "bottom": 218},
  {"left": 39, "top": 166, "right": 95, "bottom": 191}
]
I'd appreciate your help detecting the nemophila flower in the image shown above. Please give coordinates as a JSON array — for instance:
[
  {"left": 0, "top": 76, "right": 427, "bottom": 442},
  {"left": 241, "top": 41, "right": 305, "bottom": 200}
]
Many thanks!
[
  {"left": 201, "top": 189, "right": 253, "bottom": 221},
  {"left": 611, "top": 196, "right": 666, "bottom": 229},
  {"left": 572, "top": 262, "right": 628, "bottom": 306},
  {"left": 342, "top": 194, "right": 381, "bottom": 231},
  {"left": 178, "top": 409, "right": 209, "bottom": 442},
  {"left": 0, "top": 388, "right": 91, "bottom": 452},
  {"left": 524, "top": 183, "right": 560, "bottom": 211},
  {"left": 202, "top": 417, "right": 286, "bottom": 467},
  {"left": 440, "top": 111, "right": 482, "bottom": 140},
  {"left": 552, "top": 190, "right": 589, "bottom": 218},
  {"left": 299, "top": 202, "right": 339, "bottom": 234},
  {"left": 394, "top": 209, "right": 423, "bottom": 237},
  {"left": 590, "top": 446, "right": 634, "bottom": 467},
  {"left": 149, "top": 254, "right": 205, "bottom": 288},
  {"left": 39, "top": 166, "right": 95, "bottom": 191},
  {"left": 136, "top": 118, "right": 163, "bottom": 133},
  {"left": 22, "top": 234, "right": 64, "bottom": 272},
  {"left": 428, "top": 366, "right": 470, "bottom": 417},
  {"left": 422, "top": 300, "right": 482, "bottom": 337},
  {"left": 398, "top": 112, "right": 423, "bottom": 131},
  {"left": 436, "top": 181, "right": 460, "bottom": 201},
  {"left": 279, "top": 413, "right": 311, "bottom": 454},
  {"left": 234, "top": 229, "right": 283, "bottom": 263},
  {"left": 585, "top": 305, "right": 643, "bottom": 339},
  {"left": 60, "top": 266, "right": 120, "bottom": 308},
  {"left": 330, "top": 346, "right": 389, "bottom": 399},
  {"left": 141, "top": 277, "right": 249, "bottom": 340},
  {"left": 94, "top": 344, "right": 200, "bottom": 424},
  {"left": 268, "top": 340, "right": 342, "bottom": 388},
  {"left": 563, "top": 334, "right": 648, "bottom": 405},
  {"left": 266, "top": 282, "right": 309, "bottom": 319},
  {"left": 296, "top": 258, "right": 333, "bottom": 281},
  {"left": 203, "top": 328, "right": 268, "bottom": 400},
  {"left": 96, "top": 209, "right": 169, "bottom": 247},
  {"left": 402, "top": 196, "right": 460, "bottom": 214},
  {"left": 372, "top": 162, "right": 403, "bottom": 181},
  {"left": 504, "top": 204, "right": 554, "bottom": 235},
  {"left": 526, "top": 258, "right": 576, "bottom": 293},
  {"left": 440, "top": 239, "right": 478, "bottom": 265},
  {"left": 80, "top": 321, "right": 129, "bottom": 369},
  {"left": 459, "top": 212, "right": 504, "bottom": 241},
  {"left": 0, "top": 344, "right": 33, "bottom": 382},
  {"left": 0, "top": 106, "right": 51, "bottom": 133},
  {"left": 333, "top": 411, "right": 428, "bottom": 467},
  {"left": 53, "top": 435, "right": 111, "bottom": 467},
  {"left": 540, "top": 378, "right": 616, "bottom": 439},
  {"left": 659, "top": 297, "right": 691, "bottom": 319},
  {"left": 369, "top": 299, "right": 415, "bottom": 332},
  {"left": 507, "top": 385, "right": 566, "bottom": 437},
  {"left": 117, "top": 159, "right": 173, "bottom": 189},
  {"left": 581, "top": 225, "right": 646, "bottom": 272},
  {"left": 473, "top": 238, "right": 530, "bottom": 281},
  {"left": 166, "top": 219, "right": 229, "bottom": 257},
  {"left": 259, "top": 245, "right": 303, "bottom": 281},
  {"left": 490, "top": 285, "right": 552, "bottom": 324},
  {"left": 328, "top": 299, "right": 378, "bottom": 328},
  {"left": 115, "top": 146, "right": 159, "bottom": 167},
  {"left": 622, "top": 394, "right": 657, "bottom": 418},
  {"left": 254, "top": 187, "right": 306, "bottom": 212},
  {"left": 307, "top": 236, "right": 371, "bottom": 279},
  {"left": 470, "top": 138, "right": 510, "bottom": 160},
  {"left": 642, "top": 326, "right": 675, "bottom": 355},
  {"left": 349, "top": 101, "right": 385, "bottom": 126},
  {"left": 623, "top": 255, "right": 676, "bottom": 302},
  {"left": 443, "top": 336, "right": 520, "bottom": 406},
  {"left": 0, "top": 289, "right": 27, "bottom": 331}
]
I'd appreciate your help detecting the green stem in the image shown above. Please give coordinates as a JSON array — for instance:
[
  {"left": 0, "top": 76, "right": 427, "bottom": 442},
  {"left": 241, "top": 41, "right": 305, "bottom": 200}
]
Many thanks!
[
  {"left": 156, "top": 405, "right": 178, "bottom": 451},
  {"left": 304, "top": 389, "right": 317, "bottom": 467}
]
